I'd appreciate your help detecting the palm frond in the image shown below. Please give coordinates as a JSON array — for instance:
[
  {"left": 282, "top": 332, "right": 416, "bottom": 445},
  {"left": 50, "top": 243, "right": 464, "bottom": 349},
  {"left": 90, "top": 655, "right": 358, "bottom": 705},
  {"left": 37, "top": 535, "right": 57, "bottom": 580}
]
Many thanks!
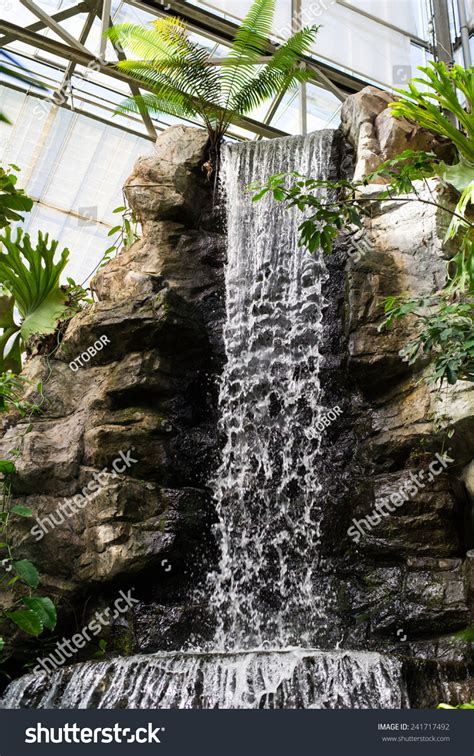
[
  {"left": 111, "top": 18, "right": 222, "bottom": 131},
  {"left": 107, "top": 20, "right": 185, "bottom": 61}
]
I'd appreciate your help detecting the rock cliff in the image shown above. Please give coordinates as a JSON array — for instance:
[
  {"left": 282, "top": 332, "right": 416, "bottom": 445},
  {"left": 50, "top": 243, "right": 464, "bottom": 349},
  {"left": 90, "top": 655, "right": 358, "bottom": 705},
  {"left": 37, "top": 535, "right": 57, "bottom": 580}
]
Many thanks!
[{"left": 0, "top": 99, "right": 472, "bottom": 706}]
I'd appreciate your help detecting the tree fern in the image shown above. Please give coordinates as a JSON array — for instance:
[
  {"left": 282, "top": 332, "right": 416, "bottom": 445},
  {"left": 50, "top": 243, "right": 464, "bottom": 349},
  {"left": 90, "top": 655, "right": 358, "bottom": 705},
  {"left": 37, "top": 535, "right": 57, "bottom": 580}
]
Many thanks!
[
  {"left": 219, "top": 0, "right": 275, "bottom": 120},
  {"left": 106, "top": 0, "right": 319, "bottom": 159},
  {"left": 230, "top": 26, "right": 319, "bottom": 119}
]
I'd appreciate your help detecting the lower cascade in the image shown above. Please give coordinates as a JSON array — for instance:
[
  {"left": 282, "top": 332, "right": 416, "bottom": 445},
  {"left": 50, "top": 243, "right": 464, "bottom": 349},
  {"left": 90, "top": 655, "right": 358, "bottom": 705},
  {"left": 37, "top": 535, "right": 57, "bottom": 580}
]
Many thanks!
[
  {"left": 0, "top": 131, "right": 410, "bottom": 709},
  {"left": 1, "top": 650, "right": 406, "bottom": 709}
]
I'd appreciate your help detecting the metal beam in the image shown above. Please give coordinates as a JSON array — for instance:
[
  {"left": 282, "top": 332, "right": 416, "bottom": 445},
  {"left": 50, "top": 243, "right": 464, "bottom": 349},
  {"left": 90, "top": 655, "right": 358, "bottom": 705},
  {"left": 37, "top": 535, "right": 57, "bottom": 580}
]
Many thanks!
[
  {"left": 292, "top": 0, "right": 307, "bottom": 135},
  {"left": 18, "top": 0, "right": 92, "bottom": 53},
  {"left": 457, "top": 0, "right": 472, "bottom": 67},
  {"left": 99, "top": 0, "right": 112, "bottom": 59},
  {"left": 0, "top": 21, "right": 288, "bottom": 140},
  {"left": 432, "top": 0, "right": 454, "bottom": 64},
  {"left": 0, "top": 2, "right": 90, "bottom": 47},
  {"left": 100, "top": 11, "right": 157, "bottom": 140},
  {"left": 59, "top": 3, "right": 99, "bottom": 101},
  {"left": 129, "top": 0, "right": 355, "bottom": 96}
]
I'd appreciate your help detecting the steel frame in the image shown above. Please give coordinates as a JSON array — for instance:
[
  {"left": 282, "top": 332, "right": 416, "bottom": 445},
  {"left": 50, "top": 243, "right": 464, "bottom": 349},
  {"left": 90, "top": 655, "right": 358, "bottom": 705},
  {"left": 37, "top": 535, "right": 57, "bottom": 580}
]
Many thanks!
[{"left": 0, "top": 0, "right": 440, "bottom": 142}]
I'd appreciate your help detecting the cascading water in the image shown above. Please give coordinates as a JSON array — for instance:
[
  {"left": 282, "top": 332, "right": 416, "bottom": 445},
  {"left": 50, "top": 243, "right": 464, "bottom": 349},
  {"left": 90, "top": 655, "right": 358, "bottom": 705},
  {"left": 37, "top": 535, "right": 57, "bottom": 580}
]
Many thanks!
[
  {"left": 0, "top": 131, "right": 408, "bottom": 709},
  {"left": 209, "top": 133, "right": 333, "bottom": 650}
]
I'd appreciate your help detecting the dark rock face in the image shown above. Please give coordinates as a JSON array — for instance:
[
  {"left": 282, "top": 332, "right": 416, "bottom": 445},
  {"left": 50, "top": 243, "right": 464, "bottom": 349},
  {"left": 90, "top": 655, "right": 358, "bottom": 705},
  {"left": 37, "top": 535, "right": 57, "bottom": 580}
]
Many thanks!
[
  {"left": 322, "top": 91, "right": 474, "bottom": 706},
  {"left": 0, "top": 125, "right": 224, "bottom": 670},
  {"left": 1, "top": 109, "right": 472, "bottom": 708}
]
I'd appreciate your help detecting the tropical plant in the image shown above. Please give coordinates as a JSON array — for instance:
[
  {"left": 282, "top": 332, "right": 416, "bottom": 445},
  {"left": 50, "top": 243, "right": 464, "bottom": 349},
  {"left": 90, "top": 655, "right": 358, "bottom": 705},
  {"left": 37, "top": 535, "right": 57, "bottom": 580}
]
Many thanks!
[
  {"left": 106, "top": 0, "right": 319, "bottom": 168},
  {"left": 0, "top": 164, "right": 33, "bottom": 230},
  {"left": 390, "top": 62, "right": 474, "bottom": 229},
  {"left": 0, "top": 456, "right": 57, "bottom": 655},
  {"left": 252, "top": 63, "right": 474, "bottom": 388},
  {"left": 390, "top": 62, "right": 474, "bottom": 167},
  {"left": 102, "top": 203, "right": 141, "bottom": 267},
  {"left": 0, "top": 228, "right": 72, "bottom": 373}
]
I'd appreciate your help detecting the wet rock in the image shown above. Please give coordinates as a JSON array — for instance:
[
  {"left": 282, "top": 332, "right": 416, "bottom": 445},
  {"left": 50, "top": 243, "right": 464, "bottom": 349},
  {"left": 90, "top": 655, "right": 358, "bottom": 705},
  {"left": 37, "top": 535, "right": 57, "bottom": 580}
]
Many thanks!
[
  {"left": 0, "top": 125, "right": 223, "bottom": 665},
  {"left": 349, "top": 471, "right": 461, "bottom": 558}
]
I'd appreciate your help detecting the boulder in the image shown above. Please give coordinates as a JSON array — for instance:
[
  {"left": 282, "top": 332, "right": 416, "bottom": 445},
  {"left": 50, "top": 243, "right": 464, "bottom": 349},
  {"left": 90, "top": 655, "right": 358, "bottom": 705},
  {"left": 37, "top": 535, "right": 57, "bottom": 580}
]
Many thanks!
[{"left": 340, "top": 85, "right": 450, "bottom": 182}]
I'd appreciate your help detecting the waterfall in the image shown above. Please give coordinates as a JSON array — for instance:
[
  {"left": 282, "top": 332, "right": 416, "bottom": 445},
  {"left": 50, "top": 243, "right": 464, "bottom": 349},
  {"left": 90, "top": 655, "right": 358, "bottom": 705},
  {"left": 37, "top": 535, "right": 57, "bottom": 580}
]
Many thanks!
[
  {"left": 208, "top": 133, "right": 333, "bottom": 650},
  {"left": 0, "top": 650, "right": 407, "bottom": 709},
  {"left": 0, "top": 131, "right": 409, "bottom": 709}
]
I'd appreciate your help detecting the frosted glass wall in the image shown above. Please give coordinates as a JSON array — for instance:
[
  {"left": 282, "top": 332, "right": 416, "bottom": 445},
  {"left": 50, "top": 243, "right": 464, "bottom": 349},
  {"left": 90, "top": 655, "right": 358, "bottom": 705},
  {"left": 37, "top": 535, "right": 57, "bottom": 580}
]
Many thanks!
[
  {"left": 0, "top": 88, "right": 152, "bottom": 286},
  {"left": 191, "top": 0, "right": 429, "bottom": 88}
]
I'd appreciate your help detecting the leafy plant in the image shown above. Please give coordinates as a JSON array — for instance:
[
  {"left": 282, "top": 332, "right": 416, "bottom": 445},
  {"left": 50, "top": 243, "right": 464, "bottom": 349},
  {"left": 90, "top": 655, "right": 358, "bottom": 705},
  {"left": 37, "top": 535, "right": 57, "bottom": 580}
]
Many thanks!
[
  {"left": 94, "top": 638, "right": 108, "bottom": 658},
  {"left": 252, "top": 172, "right": 367, "bottom": 254},
  {"left": 0, "top": 228, "right": 72, "bottom": 373},
  {"left": 382, "top": 294, "right": 474, "bottom": 385},
  {"left": 390, "top": 63, "right": 474, "bottom": 232},
  {"left": 102, "top": 204, "right": 141, "bottom": 267},
  {"left": 438, "top": 701, "right": 474, "bottom": 709},
  {"left": 390, "top": 62, "right": 474, "bottom": 166},
  {"left": 107, "top": 1, "right": 319, "bottom": 166},
  {"left": 0, "top": 164, "right": 33, "bottom": 230},
  {"left": 0, "top": 458, "right": 57, "bottom": 654},
  {"left": 0, "top": 371, "right": 41, "bottom": 416}
]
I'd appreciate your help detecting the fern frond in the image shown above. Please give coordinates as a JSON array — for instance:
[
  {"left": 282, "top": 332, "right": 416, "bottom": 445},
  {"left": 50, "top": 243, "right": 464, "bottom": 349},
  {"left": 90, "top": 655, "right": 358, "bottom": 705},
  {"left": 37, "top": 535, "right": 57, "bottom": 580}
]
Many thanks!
[
  {"left": 114, "top": 92, "right": 198, "bottom": 121},
  {"left": 107, "top": 21, "right": 184, "bottom": 61},
  {"left": 390, "top": 62, "right": 474, "bottom": 161},
  {"left": 220, "top": 0, "right": 276, "bottom": 112},
  {"left": 230, "top": 26, "right": 319, "bottom": 116}
]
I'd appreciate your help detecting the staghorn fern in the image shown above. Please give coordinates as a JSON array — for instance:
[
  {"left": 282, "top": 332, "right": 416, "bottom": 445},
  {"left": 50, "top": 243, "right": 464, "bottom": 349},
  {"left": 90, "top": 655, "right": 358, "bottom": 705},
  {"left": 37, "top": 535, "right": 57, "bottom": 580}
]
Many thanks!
[
  {"left": 0, "top": 228, "right": 71, "bottom": 372},
  {"left": 107, "top": 0, "right": 319, "bottom": 158},
  {"left": 390, "top": 62, "right": 474, "bottom": 163}
]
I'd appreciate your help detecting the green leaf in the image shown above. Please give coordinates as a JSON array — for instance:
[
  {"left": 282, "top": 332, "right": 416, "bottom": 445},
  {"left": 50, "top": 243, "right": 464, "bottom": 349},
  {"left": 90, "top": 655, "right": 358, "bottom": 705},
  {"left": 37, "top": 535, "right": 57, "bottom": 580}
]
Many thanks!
[
  {"left": 13, "top": 559, "right": 39, "bottom": 588},
  {"left": 6, "top": 609, "right": 43, "bottom": 636},
  {"left": 107, "top": 225, "right": 122, "bottom": 237},
  {"left": 437, "top": 159, "right": 474, "bottom": 193},
  {"left": 11, "top": 505, "right": 33, "bottom": 518},
  {"left": 0, "top": 164, "right": 33, "bottom": 229},
  {"left": 0, "top": 459, "right": 15, "bottom": 475},
  {"left": 0, "top": 636, "right": 4, "bottom": 653},
  {"left": 22, "top": 596, "right": 56, "bottom": 631},
  {"left": 20, "top": 287, "right": 68, "bottom": 340},
  {"left": 0, "top": 228, "right": 70, "bottom": 372}
]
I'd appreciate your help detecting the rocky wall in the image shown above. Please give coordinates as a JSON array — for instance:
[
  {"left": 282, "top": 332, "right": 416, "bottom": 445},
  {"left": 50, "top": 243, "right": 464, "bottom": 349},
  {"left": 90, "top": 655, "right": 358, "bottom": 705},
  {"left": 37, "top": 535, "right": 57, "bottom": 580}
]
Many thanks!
[{"left": 0, "top": 125, "right": 225, "bottom": 671}]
